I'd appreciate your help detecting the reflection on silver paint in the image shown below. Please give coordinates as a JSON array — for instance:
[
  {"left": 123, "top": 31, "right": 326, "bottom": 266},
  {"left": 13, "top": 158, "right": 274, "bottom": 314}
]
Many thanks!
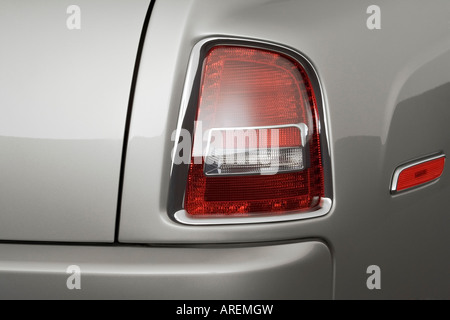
[
  {"left": 119, "top": 0, "right": 450, "bottom": 299},
  {"left": 0, "top": 0, "right": 151, "bottom": 242},
  {"left": 0, "top": 241, "right": 333, "bottom": 299},
  {"left": 0, "top": 0, "right": 447, "bottom": 300}
]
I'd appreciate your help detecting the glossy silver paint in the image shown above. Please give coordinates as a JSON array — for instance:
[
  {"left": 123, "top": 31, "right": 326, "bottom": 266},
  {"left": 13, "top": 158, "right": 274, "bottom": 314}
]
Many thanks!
[
  {"left": 119, "top": 0, "right": 450, "bottom": 299},
  {"left": 0, "top": 241, "right": 332, "bottom": 300},
  {"left": 0, "top": 0, "right": 150, "bottom": 241},
  {"left": 0, "top": 0, "right": 449, "bottom": 299}
]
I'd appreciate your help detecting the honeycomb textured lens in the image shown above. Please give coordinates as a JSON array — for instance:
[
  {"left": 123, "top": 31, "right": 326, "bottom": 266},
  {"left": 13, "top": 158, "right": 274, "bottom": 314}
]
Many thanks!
[{"left": 185, "top": 46, "right": 324, "bottom": 216}]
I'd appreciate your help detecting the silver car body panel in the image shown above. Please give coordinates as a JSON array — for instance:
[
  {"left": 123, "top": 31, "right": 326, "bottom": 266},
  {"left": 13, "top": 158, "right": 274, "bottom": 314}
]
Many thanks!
[
  {"left": 0, "top": 0, "right": 449, "bottom": 299},
  {"left": 119, "top": 0, "right": 450, "bottom": 299},
  {"left": 0, "top": 0, "right": 150, "bottom": 242},
  {"left": 0, "top": 241, "right": 332, "bottom": 299}
]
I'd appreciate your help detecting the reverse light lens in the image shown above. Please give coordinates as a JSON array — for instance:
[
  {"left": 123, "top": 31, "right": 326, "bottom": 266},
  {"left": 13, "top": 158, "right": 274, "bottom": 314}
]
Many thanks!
[
  {"left": 395, "top": 156, "right": 445, "bottom": 192},
  {"left": 185, "top": 45, "right": 325, "bottom": 216},
  {"left": 205, "top": 146, "right": 304, "bottom": 176},
  {"left": 204, "top": 125, "right": 306, "bottom": 176}
]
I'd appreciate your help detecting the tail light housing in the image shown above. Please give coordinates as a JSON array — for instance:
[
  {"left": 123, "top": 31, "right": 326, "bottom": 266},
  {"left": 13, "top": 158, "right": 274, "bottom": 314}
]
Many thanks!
[{"left": 169, "top": 38, "right": 332, "bottom": 224}]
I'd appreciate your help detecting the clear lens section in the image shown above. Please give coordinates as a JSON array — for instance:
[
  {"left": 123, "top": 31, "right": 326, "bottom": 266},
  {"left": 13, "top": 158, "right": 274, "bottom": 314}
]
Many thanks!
[
  {"left": 203, "top": 125, "right": 306, "bottom": 176},
  {"left": 205, "top": 147, "right": 304, "bottom": 176}
]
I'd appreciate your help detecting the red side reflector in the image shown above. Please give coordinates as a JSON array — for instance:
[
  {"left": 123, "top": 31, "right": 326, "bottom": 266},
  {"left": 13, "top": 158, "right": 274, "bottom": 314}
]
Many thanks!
[
  {"left": 394, "top": 156, "right": 445, "bottom": 192},
  {"left": 184, "top": 46, "right": 325, "bottom": 216}
]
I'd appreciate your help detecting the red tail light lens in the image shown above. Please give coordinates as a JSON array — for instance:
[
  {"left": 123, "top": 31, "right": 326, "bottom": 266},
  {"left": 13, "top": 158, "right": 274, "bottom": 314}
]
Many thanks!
[
  {"left": 184, "top": 45, "right": 325, "bottom": 216},
  {"left": 393, "top": 155, "right": 445, "bottom": 193}
]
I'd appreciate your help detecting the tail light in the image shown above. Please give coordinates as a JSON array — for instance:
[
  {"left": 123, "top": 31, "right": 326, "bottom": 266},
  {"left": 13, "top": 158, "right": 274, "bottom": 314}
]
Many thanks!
[{"left": 170, "top": 39, "right": 332, "bottom": 224}]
